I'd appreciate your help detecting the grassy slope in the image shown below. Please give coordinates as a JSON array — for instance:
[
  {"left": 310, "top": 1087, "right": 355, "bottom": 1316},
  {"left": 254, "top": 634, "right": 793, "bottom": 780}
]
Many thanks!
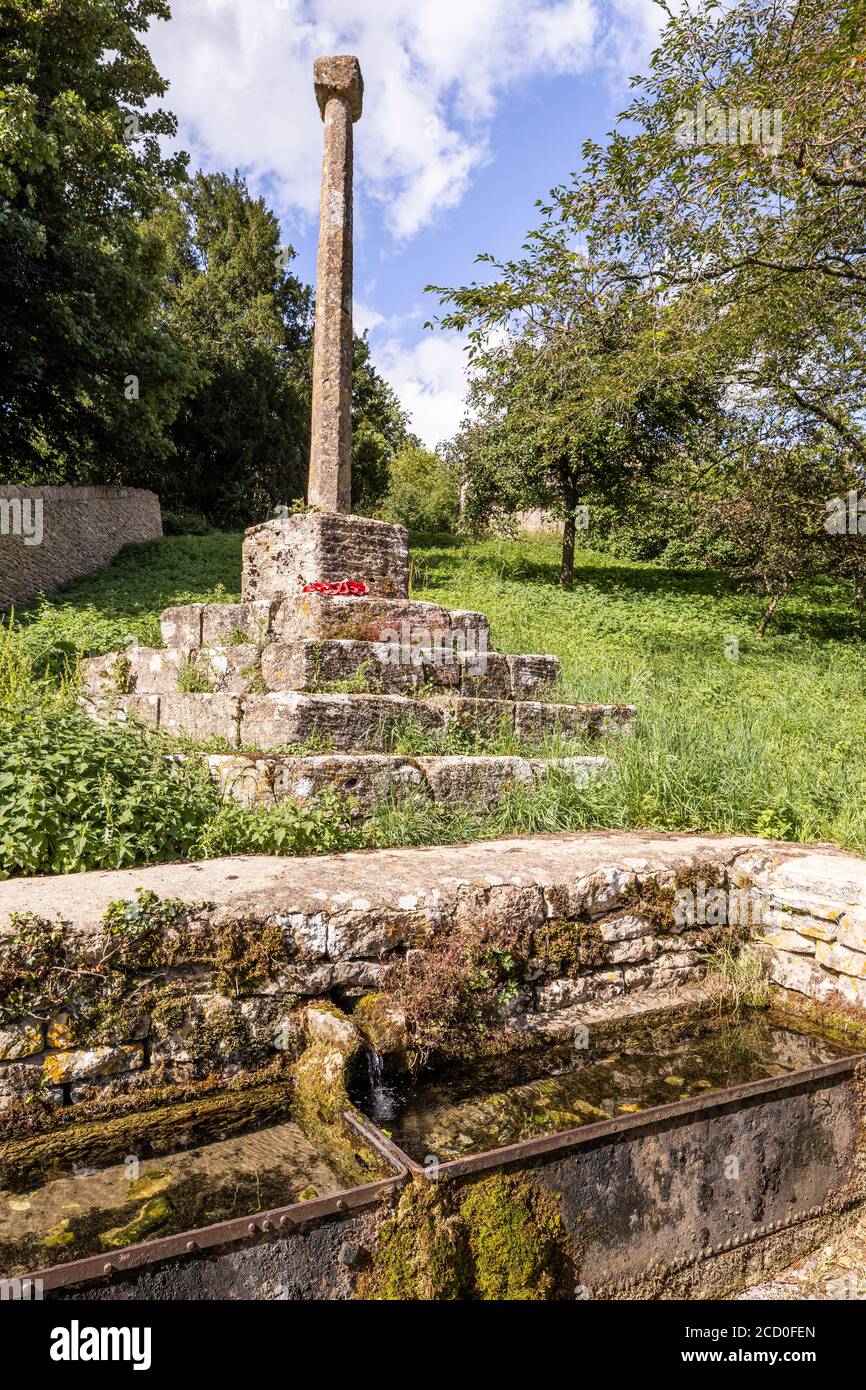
[{"left": 16, "top": 529, "right": 866, "bottom": 855}]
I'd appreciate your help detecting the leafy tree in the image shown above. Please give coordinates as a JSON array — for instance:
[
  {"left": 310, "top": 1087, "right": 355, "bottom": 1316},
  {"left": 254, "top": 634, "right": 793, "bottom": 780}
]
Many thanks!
[
  {"left": 146, "top": 171, "right": 312, "bottom": 527},
  {"left": 434, "top": 260, "right": 719, "bottom": 584},
  {"left": 0, "top": 0, "right": 190, "bottom": 481},
  {"left": 148, "top": 183, "right": 411, "bottom": 524},
  {"left": 554, "top": 0, "right": 866, "bottom": 466},
  {"left": 376, "top": 445, "right": 459, "bottom": 534},
  {"left": 662, "top": 403, "right": 866, "bottom": 635}
]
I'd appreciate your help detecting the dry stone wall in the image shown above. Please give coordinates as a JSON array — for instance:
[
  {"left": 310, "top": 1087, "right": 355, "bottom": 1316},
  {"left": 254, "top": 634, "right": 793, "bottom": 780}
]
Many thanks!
[
  {"left": 0, "top": 485, "right": 161, "bottom": 607},
  {"left": 3, "top": 832, "right": 866, "bottom": 1120}
]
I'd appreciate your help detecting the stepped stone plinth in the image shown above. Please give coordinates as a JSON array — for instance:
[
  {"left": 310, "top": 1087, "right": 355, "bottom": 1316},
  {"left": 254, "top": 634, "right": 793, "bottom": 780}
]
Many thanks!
[
  {"left": 79, "top": 52, "right": 639, "bottom": 817},
  {"left": 82, "top": 503, "right": 637, "bottom": 808}
]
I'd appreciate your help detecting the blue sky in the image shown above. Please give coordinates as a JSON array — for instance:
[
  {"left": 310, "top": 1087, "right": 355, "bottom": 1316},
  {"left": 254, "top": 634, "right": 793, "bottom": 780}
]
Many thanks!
[{"left": 146, "top": 1, "right": 664, "bottom": 445}]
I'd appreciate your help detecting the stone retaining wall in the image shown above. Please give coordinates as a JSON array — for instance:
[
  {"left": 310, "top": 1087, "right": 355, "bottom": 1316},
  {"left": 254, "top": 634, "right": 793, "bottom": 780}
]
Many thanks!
[
  {"left": 1, "top": 832, "right": 865, "bottom": 1118},
  {"left": 0, "top": 485, "right": 162, "bottom": 607}
]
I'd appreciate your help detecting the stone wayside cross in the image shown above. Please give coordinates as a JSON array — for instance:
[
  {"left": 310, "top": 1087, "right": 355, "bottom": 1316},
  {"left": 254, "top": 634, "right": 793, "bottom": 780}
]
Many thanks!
[
  {"left": 307, "top": 55, "right": 364, "bottom": 514},
  {"left": 243, "top": 54, "right": 409, "bottom": 605}
]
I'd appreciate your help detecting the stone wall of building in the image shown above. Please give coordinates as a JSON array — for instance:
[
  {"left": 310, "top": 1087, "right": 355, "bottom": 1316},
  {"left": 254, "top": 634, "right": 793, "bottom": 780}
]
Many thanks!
[
  {"left": 0, "top": 485, "right": 162, "bottom": 607},
  {"left": 513, "top": 508, "right": 562, "bottom": 537}
]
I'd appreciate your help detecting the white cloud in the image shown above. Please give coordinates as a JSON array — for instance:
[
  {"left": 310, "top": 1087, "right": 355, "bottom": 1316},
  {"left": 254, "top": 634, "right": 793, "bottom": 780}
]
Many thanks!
[
  {"left": 353, "top": 299, "right": 386, "bottom": 335},
  {"left": 598, "top": 0, "right": 668, "bottom": 83},
  {"left": 144, "top": 1, "right": 666, "bottom": 443},
  {"left": 372, "top": 331, "right": 470, "bottom": 449},
  {"left": 146, "top": 0, "right": 608, "bottom": 240}
]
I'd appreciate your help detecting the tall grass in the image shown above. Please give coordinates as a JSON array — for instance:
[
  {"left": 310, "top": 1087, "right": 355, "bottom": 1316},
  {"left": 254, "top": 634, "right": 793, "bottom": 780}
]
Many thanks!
[{"left": 7, "top": 528, "right": 866, "bottom": 872}]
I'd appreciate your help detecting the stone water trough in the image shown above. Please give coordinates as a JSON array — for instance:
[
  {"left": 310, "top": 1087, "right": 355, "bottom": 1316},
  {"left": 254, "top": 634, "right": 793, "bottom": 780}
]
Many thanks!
[{"left": 2, "top": 831, "right": 866, "bottom": 1300}]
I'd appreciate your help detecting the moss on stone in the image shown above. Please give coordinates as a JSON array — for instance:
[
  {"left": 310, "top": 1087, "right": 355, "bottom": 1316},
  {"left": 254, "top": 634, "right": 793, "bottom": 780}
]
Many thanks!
[
  {"left": 352, "top": 993, "right": 410, "bottom": 1057},
  {"left": 0, "top": 1080, "right": 295, "bottom": 1191},
  {"left": 43, "top": 1218, "right": 75, "bottom": 1250},
  {"left": 766, "top": 991, "right": 866, "bottom": 1048},
  {"left": 621, "top": 862, "right": 727, "bottom": 935},
  {"left": 126, "top": 1169, "right": 172, "bottom": 1202},
  {"left": 292, "top": 1008, "right": 385, "bottom": 1188},
  {"left": 110, "top": 654, "right": 133, "bottom": 694},
  {"left": 362, "top": 1180, "right": 468, "bottom": 1300},
  {"left": 99, "top": 1195, "right": 173, "bottom": 1249},
  {"left": 212, "top": 918, "right": 290, "bottom": 997},
  {"left": 362, "top": 1172, "right": 575, "bottom": 1301},
  {"left": 460, "top": 1173, "right": 571, "bottom": 1300},
  {"left": 533, "top": 918, "right": 610, "bottom": 975}
]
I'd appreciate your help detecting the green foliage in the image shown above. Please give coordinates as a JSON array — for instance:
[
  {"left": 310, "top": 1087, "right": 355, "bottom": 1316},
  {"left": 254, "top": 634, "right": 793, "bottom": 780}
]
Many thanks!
[
  {"left": 0, "top": 16, "right": 411, "bottom": 518},
  {"left": 703, "top": 942, "right": 771, "bottom": 1015},
  {"left": 0, "top": 652, "right": 353, "bottom": 877},
  {"left": 550, "top": 0, "right": 866, "bottom": 470},
  {"left": 161, "top": 511, "right": 211, "bottom": 536},
  {"left": 102, "top": 887, "right": 187, "bottom": 955},
  {"left": 0, "top": 688, "right": 220, "bottom": 877},
  {"left": 9, "top": 526, "right": 866, "bottom": 876},
  {"left": 0, "top": 912, "right": 69, "bottom": 1021},
  {"left": 147, "top": 170, "right": 312, "bottom": 526},
  {"left": 176, "top": 658, "right": 213, "bottom": 693},
  {"left": 376, "top": 446, "right": 460, "bottom": 534},
  {"left": 431, "top": 0, "right": 866, "bottom": 591},
  {"left": 0, "top": 0, "right": 191, "bottom": 479},
  {"left": 12, "top": 533, "right": 243, "bottom": 674},
  {"left": 432, "top": 252, "right": 719, "bottom": 586},
  {"left": 191, "top": 793, "right": 352, "bottom": 858},
  {"left": 381, "top": 914, "right": 532, "bottom": 1061},
  {"left": 410, "top": 532, "right": 866, "bottom": 854}
]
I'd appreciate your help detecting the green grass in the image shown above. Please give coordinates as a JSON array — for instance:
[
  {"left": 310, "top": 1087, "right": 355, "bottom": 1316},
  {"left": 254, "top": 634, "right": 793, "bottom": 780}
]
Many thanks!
[
  {"left": 6, "top": 527, "right": 866, "bottom": 873},
  {"left": 410, "top": 533, "right": 866, "bottom": 852},
  {"left": 13, "top": 533, "right": 242, "bottom": 677}
]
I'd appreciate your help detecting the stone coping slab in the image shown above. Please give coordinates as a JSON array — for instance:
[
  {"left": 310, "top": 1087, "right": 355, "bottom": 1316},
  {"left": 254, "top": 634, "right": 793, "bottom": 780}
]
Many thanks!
[
  {"left": 205, "top": 751, "right": 608, "bottom": 812},
  {"left": 0, "top": 830, "right": 849, "bottom": 933}
]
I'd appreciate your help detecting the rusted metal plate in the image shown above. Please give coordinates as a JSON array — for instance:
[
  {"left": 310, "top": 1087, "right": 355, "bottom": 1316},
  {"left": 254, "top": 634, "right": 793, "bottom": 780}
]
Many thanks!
[
  {"left": 20, "top": 1049, "right": 866, "bottom": 1299},
  {"left": 352, "top": 1053, "right": 866, "bottom": 1297}
]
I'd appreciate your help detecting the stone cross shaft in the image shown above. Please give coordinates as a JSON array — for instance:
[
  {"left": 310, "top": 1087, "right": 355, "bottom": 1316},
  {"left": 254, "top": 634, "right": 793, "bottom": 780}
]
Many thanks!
[{"left": 308, "top": 55, "right": 363, "bottom": 514}]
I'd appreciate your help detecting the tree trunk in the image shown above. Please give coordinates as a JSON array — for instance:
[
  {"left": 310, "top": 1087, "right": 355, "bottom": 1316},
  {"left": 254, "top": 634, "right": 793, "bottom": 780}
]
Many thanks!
[
  {"left": 560, "top": 512, "right": 576, "bottom": 586},
  {"left": 755, "top": 591, "right": 783, "bottom": 637}
]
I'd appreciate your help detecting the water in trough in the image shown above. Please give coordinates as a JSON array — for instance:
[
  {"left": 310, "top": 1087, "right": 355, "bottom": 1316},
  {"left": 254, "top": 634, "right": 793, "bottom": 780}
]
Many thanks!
[
  {"left": 353, "top": 1010, "right": 863, "bottom": 1165},
  {"left": 0, "top": 1114, "right": 346, "bottom": 1278}
]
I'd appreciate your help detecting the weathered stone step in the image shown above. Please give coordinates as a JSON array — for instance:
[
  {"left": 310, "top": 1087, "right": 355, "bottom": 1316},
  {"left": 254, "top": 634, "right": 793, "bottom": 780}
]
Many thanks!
[
  {"left": 260, "top": 640, "right": 559, "bottom": 699},
  {"left": 84, "top": 641, "right": 560, "bottom": 701},
  {"left": 83, "top": 645, "right": 263, "bottom": 697},
  {"left": 159, "top": 594, "right": 489, "bottom": 649},
  {"left": 85, "top": 690, "right": 637, "bottom": 751},
  {"left": 206, "top": 751, "right": 608, "bottom": 814},
  {"left": 160, "top": 599, "right": 275, "bottom": 649}
]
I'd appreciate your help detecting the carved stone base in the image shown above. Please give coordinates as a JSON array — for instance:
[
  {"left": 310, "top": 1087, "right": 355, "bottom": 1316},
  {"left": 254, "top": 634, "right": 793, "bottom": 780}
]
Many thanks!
[{"left": 242, "top": 512, "right": 409, "bottom": 604}]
